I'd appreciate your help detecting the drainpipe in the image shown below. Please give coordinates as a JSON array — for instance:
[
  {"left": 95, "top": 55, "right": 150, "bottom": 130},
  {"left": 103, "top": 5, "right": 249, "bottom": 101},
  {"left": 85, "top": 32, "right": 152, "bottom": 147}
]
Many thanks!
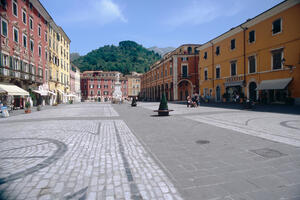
[
  {"left": 240, "top": 25, "right": 248, "bottom": 96},
  {"left": 209, "top": 41, "right": 214, "bottom": 98}
]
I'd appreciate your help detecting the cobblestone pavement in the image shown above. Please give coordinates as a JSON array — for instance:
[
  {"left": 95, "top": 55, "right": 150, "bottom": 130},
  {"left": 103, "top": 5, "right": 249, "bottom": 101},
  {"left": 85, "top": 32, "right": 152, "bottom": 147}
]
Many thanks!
[
  {"left": 0, "top": 104, "right": 182, "bottom": 200},
  {"left": 138, "top": 102, "right": 300, "bottom": 147}
]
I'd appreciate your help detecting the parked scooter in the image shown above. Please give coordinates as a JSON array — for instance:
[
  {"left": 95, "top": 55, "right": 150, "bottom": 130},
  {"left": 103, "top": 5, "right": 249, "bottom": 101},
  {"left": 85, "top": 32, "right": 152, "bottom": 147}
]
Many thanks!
[{"left": 244, "top": 99, "right": 255, "bottom": 110}]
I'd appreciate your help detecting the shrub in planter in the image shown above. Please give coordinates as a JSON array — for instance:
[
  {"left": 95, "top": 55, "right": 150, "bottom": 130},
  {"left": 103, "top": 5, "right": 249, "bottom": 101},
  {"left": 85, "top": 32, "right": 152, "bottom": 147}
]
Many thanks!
[
  {"left": 131, "top": 97, "right": 137, "bottom": 107},
  {"left": 69, "top": 100, "right": 73, "bottom": 104},
  {"left": 25, "top": 102, "right": 31, "bottom": 113},
  {"left": 154, "top": 93, "right": 173, "bottom": 116}
]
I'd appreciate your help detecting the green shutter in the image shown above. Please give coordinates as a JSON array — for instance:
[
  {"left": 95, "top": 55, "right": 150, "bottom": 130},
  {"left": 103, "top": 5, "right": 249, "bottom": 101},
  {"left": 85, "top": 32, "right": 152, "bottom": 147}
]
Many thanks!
[
  {"left": 9, "top": 56, "right": 12, "bottom": 69},
  {"left": 20, "top": 60, "right": 23, "bottom": 71},
  {"left": 0, "top": 52, "right": 2, "bottom": 67}
]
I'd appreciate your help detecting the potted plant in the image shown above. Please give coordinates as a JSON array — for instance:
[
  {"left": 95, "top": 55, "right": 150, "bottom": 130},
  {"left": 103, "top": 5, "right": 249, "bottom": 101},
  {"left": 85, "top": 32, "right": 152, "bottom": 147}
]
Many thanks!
[
  {"left": 154, "top": 93, "right": 173, "bottom": 116},
  {"left": 25, "top": 102, "right": 31, "bottom": 113},
  {"left": 131, "top": 97, "right": 137, "bottom": 107}
]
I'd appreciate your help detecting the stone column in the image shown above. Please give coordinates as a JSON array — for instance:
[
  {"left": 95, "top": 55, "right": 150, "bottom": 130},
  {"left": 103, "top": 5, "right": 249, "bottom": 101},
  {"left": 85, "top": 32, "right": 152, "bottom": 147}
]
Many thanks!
[{"left": 173, "top": 55, "right": 178, "bottom": 100}]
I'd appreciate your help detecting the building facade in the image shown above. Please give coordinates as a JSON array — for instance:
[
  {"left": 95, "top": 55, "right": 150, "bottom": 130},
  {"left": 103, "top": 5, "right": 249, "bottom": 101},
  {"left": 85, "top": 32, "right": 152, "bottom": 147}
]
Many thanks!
[
  {"left": 198, "top": 0, "right": 300, "bottom": 104},
  {"left": 126, "top": 72, "right": 141, "bottom": 98},
  {"left": 0, "top": 0, "right": 71, "bottom": 107},
  {"left": 80, "top": 71, "right": 128, "bottom": 102},
  {"left": 0, "top": 0, "right": 51, "bottom": 107},
  {"left": 141, "top": 44, "right": 200, "bottom": 101},
  {"left": 48, "top": 23, "right": 71, "bottom": 104},
  {"left": 70, "top": 63, "right": 80, "bottom": 102}
]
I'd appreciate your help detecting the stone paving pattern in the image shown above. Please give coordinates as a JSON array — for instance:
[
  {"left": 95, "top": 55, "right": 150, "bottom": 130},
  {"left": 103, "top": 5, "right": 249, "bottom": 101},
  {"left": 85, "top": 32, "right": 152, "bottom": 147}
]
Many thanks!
[
  {"left": 0, "top": 102, "right": 300, "bottom": 200},
  {"left": 0, "top": 104, "right": 182, "bottom": 200},
  {"left": 117, "top": 102, "right": 300, "bottom": 200}
]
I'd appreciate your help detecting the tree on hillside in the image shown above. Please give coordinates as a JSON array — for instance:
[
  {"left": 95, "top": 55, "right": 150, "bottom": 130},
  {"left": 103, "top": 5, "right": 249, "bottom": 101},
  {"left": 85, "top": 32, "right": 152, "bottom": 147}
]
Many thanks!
[{"left": 72, "top": 40, "right": 161, "bottom": 74}]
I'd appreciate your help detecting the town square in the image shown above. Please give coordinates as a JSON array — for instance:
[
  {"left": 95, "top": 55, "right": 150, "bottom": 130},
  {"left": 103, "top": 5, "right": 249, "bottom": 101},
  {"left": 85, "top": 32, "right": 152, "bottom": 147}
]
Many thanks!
[
  {"left": 1, "top": 102, "right": 300, "bottom": 199},
  {"left": 1, "top": 0, "right": 300, "bottom": 199}
]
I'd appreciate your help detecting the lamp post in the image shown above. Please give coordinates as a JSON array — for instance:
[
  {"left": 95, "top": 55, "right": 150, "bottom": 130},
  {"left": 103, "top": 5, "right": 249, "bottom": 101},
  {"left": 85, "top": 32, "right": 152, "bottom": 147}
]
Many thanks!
[{"left": 282, "top": 58, "right": 293, "bottom": 72}]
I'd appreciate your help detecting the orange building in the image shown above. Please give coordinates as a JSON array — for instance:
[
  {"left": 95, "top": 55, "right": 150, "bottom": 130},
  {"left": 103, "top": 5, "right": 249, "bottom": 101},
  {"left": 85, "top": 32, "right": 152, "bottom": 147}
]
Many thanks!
[
  {"left": 198, "top": 0, "right": 300, "bottom": 104},
  {"left": 141, "top": 44, "right": 200, "bottom": 101}
]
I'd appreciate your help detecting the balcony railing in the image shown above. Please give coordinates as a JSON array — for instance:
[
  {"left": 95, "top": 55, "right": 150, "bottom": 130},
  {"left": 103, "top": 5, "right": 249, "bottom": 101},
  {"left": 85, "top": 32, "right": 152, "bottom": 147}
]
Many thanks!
[
  {"left": 178, "top": 74, "right": 191, "bottom": 80},
  {"left": 0, "top": 67, "right": 10, "bottom": 76}
]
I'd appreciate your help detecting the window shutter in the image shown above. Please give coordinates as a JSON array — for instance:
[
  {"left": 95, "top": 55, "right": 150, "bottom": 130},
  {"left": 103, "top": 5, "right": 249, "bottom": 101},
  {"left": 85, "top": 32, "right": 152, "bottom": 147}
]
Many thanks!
[
  {"left": 0, "top": 53, "right": 2, "bottom": 66},
  {"left": 9, "top": 56, "right": 13, "bottom": 69},
  {"left": 20, "top": 60, "right": 23, "bottom": 71}
]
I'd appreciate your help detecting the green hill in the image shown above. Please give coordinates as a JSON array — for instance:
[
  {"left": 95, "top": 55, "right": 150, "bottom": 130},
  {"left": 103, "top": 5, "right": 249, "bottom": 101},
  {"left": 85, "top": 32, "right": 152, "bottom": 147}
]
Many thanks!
[{"left": 72, "top": 41, "right": 161, "bottom": 74}]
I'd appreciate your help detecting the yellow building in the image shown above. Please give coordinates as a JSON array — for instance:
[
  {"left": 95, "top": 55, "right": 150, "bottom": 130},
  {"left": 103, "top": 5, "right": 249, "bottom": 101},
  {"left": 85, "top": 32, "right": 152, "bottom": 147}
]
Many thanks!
[
  {"left": 48, "top": 22, "right": 71, "bottom": 104},
  {"left": 198, "top": 0, "right": 300, "bottom": 105},
  {"left": 126, "top": 72, "right": 142, "bottom": 98}
]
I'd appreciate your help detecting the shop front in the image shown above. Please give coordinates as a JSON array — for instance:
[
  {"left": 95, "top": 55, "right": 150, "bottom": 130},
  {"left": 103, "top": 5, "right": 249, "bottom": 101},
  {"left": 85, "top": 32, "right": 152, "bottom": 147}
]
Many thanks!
[
  {"left": 257, "top": 78, "right": 292, "bottom": 104},
  {"left": 224, "top": 80, "right": 244, "bottom": 102},
  {"left": 0, "top": 83, "right": 29, "bottom": 109}
]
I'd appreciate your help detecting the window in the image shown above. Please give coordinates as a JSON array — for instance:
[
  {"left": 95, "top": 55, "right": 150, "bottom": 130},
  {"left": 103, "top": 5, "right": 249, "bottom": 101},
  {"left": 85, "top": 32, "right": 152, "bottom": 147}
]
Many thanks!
[
  {"left": 231, "top": 39, "right": 236, "bottom": 50},
  {"left": 23, "top": 34, "right": 27, "bottom": 48},
  {"left": 271, "top": 49, "right": 283, "bottom": 70},
  {"left": 13, "top": 0, "right": 18, "bottom": 17},
  {"left": 182, "top": 65, "right": 188, "bottom": 77},
  {"left": 29, "top": 17, "right": 33, "bottom": 30},
  {"left": 38, "top": 45, "right": 41, "bottom": 57},
  {"left": 90, "top": 91, "right": 93, "bottom": 95},
  {"left": 38, "top": 25, "right": 41, "bottom": 37},
  {"left": 204, "top": 68, "right": 208, "bottom": 80},
  {"left": 216, "top": 46, "right": 220, "bottom": 55},
  {"left": 45, "top": 32, "right": 47, "bottom": 42},
  {"left": 230, "top": 61, "right": 237, "bottom": 76},
  {"left": 97, "top": 91, "right": 100, "bottom": 95},
  {"left": 272, "top": 18, "right": 281, "bottom": 35},
  {"left": 13, "top": 27, "right": 19, "bottom": 43},
  {"left": 45, "top": 50, "right": 47, "bottom": 60},
  {"left": 181, "top": 57, "right": 188, "bottom": 61},
  {"left": 248, "top": 56, "right": 256, "bottom": 73},
  {"left": 249, "top": 30, "right": 255, "bottom": 43},
  {"left": 22, "top": 9, "right": 26, "bottom": 24},
  {"left": 97, "top": 84, "right": 101, "bottom": 88},
  {"left": 165, "top": 67, "right": 167, "bottom": 76},
  {"left": 2, "top": 54, "right": 8, "bottom": 66},
  {"left": 1, "top": 18, "right": 8, "bottom": 37},
  {"left": 204, "top": 52, "right": 207, "bottom": 59},
  {"left": 216, "top": 65, "right": 220, "bottom": 79},
  {"left": 30, "top": 40, "right": 34, "bottom": 52}
]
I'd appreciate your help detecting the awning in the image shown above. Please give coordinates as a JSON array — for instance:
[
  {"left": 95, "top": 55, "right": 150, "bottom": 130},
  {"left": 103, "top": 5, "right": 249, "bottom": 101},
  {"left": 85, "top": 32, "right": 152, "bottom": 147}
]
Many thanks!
[
  {"left": 257, "top": 78, "right": 292, "bottom": 90},
  {"left": 0, "top": 84, "right": 29, "bottom": 96},
  {"left": 57, "top": 89, "right": 64, "bottom": 94},
  {"left": 33, "top": 90, "right": 48, "bottom": 96},
  {"left": 48, "top": 91, "right": 56, "bottom": 95},
  {"left": 66, "top": 94, "right": 76, "bottom": 97}
]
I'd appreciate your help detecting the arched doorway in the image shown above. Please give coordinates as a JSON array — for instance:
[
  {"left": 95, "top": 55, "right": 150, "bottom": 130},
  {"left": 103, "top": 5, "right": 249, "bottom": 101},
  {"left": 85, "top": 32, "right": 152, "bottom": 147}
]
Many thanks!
[
  {"left": 216, "top": 86, "right": 221, "bottom": 102},
  {"left": 249, "top": 82, "right": 257, "bottom": 101},
  {"left": 177, "top": 79, "right": 194, "bottom": 101}
]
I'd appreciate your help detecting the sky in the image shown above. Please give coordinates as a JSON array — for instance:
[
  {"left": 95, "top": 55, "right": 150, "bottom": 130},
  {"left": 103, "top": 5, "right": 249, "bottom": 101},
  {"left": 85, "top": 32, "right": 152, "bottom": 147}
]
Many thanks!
[{"left": 40, "top": 0, "right": 284, "bottom": 56}]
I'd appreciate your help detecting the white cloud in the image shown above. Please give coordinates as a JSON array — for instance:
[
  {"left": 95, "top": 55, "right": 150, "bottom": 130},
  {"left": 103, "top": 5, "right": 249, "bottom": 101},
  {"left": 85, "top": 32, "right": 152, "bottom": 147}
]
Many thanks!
[
  {"left": 62, "top": 0, "right": 127, "bottom": 25},
  {"left": 164, "top": 0, "right": 243, "bottom": 27}
]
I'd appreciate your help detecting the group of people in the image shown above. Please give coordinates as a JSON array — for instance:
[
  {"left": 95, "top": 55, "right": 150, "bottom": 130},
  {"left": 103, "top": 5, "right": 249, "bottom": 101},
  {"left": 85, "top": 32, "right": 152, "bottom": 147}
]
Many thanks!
[{"left": 187, "top": 94, "right": 200, "bottom": 107}]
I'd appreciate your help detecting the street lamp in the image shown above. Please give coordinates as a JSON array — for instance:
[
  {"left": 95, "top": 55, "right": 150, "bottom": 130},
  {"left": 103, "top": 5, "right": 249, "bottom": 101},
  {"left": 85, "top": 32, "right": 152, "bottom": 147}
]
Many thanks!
[{"left": 282, "top": 58, "right": 293, "bottom": 71}]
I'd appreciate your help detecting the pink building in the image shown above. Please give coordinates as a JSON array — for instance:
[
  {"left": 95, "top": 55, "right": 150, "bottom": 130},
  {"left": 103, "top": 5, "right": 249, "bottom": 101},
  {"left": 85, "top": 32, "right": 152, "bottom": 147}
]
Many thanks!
[
  {"left": 80, "top": 71, "right": 128, "bottom": 102},
  {"left": 0, "top": 0, "right": 50, "bottom": 107}
]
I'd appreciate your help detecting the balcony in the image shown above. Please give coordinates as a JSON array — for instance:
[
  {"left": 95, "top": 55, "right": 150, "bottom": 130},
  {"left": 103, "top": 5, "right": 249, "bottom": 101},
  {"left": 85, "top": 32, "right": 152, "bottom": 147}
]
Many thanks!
[
  {"left": 0, "top": 68, "right": 10, "bottom": 76},
  {"left": 178, "top": 74, "right": 192, "bottom": 80},
  {"left": 21, "top": 73, "right": 30, "bottom": 80},
  {"left": 14, "top": 72, "right": 21, "bottom": 78}
]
